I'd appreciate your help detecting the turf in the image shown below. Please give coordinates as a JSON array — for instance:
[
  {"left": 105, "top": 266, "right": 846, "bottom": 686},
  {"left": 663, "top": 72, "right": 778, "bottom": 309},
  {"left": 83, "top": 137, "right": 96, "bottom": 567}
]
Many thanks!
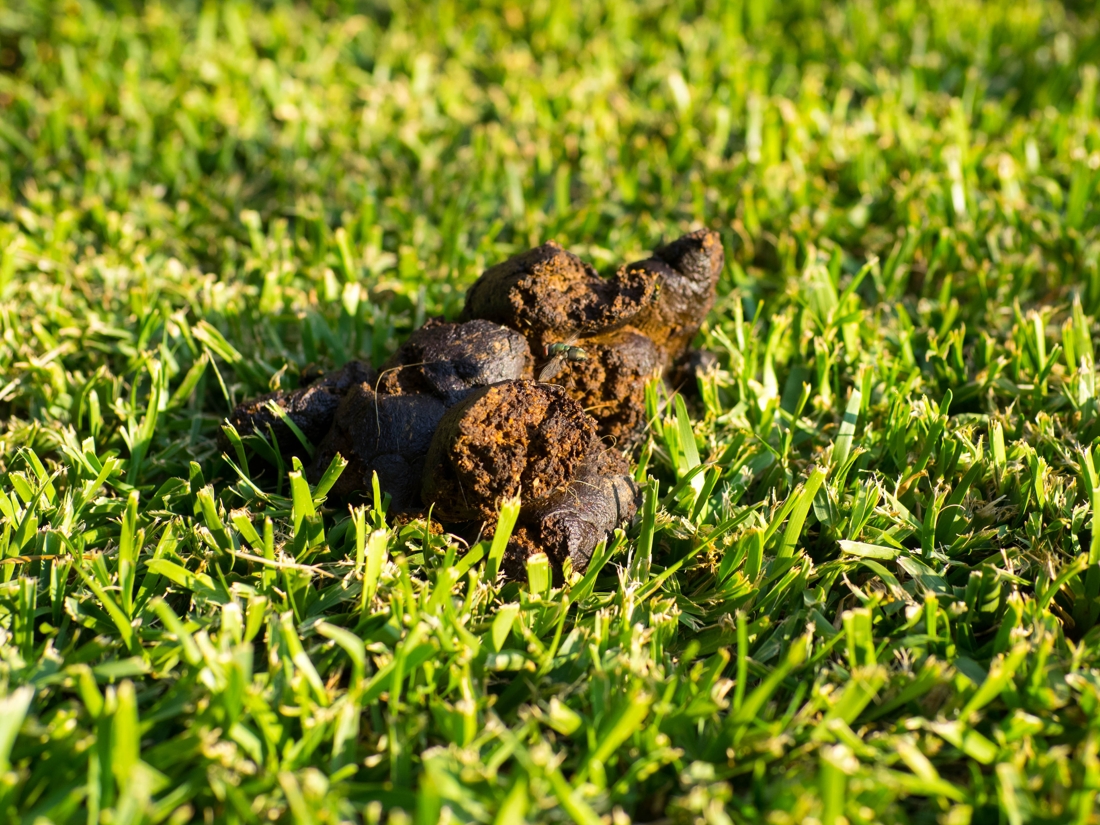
[{"left": 2, "top": 0, "right": 1100, "bottom": 822}]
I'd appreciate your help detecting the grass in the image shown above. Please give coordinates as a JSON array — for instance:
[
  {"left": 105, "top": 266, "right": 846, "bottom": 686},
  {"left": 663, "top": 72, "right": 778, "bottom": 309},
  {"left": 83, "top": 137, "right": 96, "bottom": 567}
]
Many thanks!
[{"left": 3, "top": 0, "right": 1100, "bottom": 821}]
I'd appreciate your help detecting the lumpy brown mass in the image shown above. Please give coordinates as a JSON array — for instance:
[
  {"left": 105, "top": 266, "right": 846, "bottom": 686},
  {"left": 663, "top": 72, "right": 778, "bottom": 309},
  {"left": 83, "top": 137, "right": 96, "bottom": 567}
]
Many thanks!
[
  {"left": 376, "top": 317, "right": 532, "bottom": 405},
  {"left": 220, "top": 360, "right": 377, "bottom": 460},
  {"left": 541, "top": 330, "right": 662, "bottom": 446},
  {"left": 310, "top": 385, "right": 447, "bottom": 510},
  {"left": 461, "top": 241, "right": 659, "bottom": 351},
  {"left": 620, "top": 228, "right": 725, "bottom": 364},
  {"left": 308, "top": 318, "right": 531, "bottom": 510},
  {"left": 461, "top": 228, "right": 724, "bottom": 444},
  {"left": 502, "top": 448, "right": 637, "bottom": 580},
  {"left": 422, "top": 381, "right": 597, "bottom": 522},
  {"left": 226, "top": 229, "right": 723, "bottom": 575}
]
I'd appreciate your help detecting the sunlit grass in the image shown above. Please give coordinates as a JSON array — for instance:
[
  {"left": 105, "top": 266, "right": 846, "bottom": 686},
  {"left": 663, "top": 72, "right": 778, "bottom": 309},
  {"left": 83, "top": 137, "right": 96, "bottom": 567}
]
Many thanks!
[{"left": 3, "top": 0, "right": 1100, "bottom": 822}]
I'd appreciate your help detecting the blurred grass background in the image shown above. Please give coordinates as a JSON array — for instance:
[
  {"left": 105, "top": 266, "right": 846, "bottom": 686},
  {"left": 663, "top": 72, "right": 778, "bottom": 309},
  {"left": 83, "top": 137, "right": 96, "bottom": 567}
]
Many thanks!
[{"left": 4, "top": 1, "right": 1100, "bottom": 823}]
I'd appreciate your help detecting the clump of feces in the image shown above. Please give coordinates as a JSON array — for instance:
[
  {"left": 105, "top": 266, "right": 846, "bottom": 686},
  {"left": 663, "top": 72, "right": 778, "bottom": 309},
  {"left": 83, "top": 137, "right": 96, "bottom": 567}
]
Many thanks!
[{"left": 226, "top": 229, "right": 724, "bottom": 577}]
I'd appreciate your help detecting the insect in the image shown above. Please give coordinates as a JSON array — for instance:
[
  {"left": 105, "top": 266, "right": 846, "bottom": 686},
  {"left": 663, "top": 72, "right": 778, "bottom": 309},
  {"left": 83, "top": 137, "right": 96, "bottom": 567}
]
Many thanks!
[
  {"left": 649, "top": 279, "right": 661, "bottom": 304},
  {"left": 538, "top": 339, "right": 588, "bottom": 383}
]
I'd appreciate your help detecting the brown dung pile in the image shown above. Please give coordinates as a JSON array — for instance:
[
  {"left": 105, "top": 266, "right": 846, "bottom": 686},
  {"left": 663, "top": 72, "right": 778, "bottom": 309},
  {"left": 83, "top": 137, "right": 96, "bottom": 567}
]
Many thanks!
[{"left": 225, "top": 229, "right": 723, "bottom": 575}]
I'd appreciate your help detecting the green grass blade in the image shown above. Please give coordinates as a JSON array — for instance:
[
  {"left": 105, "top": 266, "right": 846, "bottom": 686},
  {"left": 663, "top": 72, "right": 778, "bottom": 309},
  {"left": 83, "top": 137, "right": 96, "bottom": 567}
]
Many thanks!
[{"left": 777, "top": 467, "right": 827, "bottom": 558}]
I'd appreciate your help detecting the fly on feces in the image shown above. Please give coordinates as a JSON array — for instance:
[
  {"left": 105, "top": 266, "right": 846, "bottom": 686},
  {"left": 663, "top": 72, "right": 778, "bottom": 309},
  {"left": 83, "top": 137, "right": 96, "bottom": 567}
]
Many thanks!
[{"left": 538, "top": 339, "right": 588, "bottom": 383}]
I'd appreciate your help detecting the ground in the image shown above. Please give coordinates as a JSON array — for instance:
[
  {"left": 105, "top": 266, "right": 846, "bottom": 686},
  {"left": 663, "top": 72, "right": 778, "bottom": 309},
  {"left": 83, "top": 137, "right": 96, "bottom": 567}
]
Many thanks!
[{"left": 2, "top": 0, "right": 1100, "bottom": 822}]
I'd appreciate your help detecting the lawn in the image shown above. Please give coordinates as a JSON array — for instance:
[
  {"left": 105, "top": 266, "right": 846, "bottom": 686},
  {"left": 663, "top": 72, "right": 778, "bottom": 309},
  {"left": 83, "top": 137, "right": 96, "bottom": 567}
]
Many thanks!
[{"left": 3, "top": 0, "right": 1100, "bottom": 822}]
